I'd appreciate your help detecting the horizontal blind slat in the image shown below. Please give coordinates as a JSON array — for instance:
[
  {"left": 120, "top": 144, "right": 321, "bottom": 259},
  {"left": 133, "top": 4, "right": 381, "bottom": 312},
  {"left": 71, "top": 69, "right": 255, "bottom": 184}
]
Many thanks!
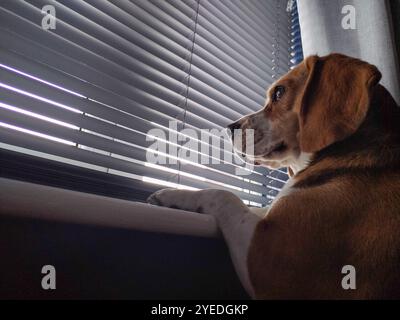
[
  {"left": 0, "top": 13, "right": 255, "bottom": 128},
  {"left": 26, "top": 0, "right": 193, "bottom": 71},
  {"left": 0, "top": 3, "right": 192, "bottom": 108},
  {"left": 113, "top": 0, "right": 273, "bottom": 104},
  {"left": 0, "top": 34, "right": 232, "bottom": 130},
  {"left": 0, "top": 60, "right": 266, "bottom": 173},
  {"left": 242, "top": 0, "right": 292, "bottom": 44},
  {"left": 86, "top": 0, "right": 196, "bottom": 49},
  {"left": 198, "top": 0, "right": 291, "bottom": 68},
  {"left": 214, "top": 0, "right": 291, "bottom": 44},
  {"left": 0, "top": 68, "right": 274, "bottom": 184},
  {"left": 0, "top": 139, "right": 270, "bottom": 205},
  {"left": 164, "top": 0, "right": 284, "bottom": 84},
  {"left": 0, "top": 5, "right": 278, "bottom": 172},
  {"left": 0, "top": 80, "right": 276, "bottom": 185},
  {"left": 2, "top": 0, "right": 276, "bottom": 119},
  {"left": 0, "top": 107, "right": 273, "bottom": 200},
  {"left": 23, "top": 1, "right": 267, "bottom": 116}
]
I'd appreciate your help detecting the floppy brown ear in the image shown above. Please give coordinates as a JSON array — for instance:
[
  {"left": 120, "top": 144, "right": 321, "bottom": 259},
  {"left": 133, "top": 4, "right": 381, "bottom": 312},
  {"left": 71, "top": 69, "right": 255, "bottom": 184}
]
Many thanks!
[{"left": 298, "top": 54, "right": 382, "bottom": 152}]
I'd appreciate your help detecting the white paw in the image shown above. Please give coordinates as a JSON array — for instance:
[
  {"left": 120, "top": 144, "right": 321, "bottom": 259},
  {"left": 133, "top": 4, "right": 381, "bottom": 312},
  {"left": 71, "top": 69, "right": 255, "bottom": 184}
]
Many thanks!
[
  {"left": 147, "top": 188, "right": 200, "bottom": 212},
  {"left": 147, "top": 188, "right": 243, "bottom": 215}
]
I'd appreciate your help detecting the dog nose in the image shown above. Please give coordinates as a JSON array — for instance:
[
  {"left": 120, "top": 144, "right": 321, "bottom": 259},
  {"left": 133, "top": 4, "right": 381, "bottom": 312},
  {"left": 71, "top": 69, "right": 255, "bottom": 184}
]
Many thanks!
[{"left": 227, "top": 121, "right": 241, "bottom": 136}]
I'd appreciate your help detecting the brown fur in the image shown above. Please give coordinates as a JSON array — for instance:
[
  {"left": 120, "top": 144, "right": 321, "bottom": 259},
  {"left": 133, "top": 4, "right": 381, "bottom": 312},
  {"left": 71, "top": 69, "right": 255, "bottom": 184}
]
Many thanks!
[{"left": 247, "top": 54, "right": 400, "bottom": 299}]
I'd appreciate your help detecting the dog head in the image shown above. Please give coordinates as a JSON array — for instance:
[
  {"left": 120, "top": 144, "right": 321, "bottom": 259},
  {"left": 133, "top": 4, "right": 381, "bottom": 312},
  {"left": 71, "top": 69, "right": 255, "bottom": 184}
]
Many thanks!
[{"left": 228, "top": 53, "right": 381, "bottom": 173}]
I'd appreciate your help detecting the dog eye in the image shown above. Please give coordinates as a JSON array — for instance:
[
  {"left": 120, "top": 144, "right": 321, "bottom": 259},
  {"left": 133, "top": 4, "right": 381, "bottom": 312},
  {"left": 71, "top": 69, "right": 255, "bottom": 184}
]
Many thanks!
[{"left": 272, "top": 86, "right": 285, "bottom": 102}]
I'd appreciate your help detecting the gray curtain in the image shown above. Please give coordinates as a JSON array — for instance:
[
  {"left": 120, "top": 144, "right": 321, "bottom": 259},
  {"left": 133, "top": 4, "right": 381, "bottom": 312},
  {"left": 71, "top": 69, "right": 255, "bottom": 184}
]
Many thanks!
[
  {"left": 297, "top": 0, "right": 400, "bottom": 105},
  {"left": 390, "top": 0, "right": 400, "bottom": 59}
]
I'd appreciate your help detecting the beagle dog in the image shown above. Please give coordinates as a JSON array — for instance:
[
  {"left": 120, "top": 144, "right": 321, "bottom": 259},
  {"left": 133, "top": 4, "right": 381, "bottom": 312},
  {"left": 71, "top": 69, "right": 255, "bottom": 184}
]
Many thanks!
[{"left": 148, "top": 53, "right": 400, "bottom": 299}]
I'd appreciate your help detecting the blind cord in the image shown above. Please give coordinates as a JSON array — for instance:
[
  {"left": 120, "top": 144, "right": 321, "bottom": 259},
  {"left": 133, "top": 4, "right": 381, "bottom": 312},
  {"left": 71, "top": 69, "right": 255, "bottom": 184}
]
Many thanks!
[{"left": 177, "top": 0, "right": 201, "bottom": 186}]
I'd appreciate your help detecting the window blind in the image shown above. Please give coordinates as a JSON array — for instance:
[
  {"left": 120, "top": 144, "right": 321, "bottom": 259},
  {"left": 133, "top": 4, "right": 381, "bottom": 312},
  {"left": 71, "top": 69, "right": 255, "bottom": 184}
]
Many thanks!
[
  {"left": 0, "top": 0, "right": 300, "bottom": 207},
  {"left": 289, "top": 0, "right": 303, "bottom": 67}
]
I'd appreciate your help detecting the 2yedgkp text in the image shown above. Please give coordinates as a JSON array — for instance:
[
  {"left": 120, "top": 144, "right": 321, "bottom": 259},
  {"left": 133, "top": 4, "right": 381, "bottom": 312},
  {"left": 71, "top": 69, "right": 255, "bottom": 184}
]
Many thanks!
[{"left": 151, "top": 304, "right": 249, "bottom": 318}]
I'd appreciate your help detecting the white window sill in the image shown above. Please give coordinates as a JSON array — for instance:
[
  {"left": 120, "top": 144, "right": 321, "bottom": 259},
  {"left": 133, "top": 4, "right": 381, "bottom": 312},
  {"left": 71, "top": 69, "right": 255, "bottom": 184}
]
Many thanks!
[{"left": 0, "top": 178, "right": 219, "bottom": 238}]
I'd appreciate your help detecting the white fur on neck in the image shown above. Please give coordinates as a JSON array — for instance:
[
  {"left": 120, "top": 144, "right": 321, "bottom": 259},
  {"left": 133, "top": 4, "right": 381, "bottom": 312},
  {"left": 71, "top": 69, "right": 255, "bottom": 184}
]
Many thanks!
[
  {"left": 289, "top": 152, "right": 313, "bottom": 175},
  {"left": 270, "top": 152, "right": 313, "bottom": 207}
]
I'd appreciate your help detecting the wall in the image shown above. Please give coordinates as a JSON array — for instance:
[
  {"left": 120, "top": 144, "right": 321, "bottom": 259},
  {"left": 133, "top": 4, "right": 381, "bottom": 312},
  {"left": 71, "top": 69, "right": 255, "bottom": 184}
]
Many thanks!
[{"left": 0, "top": 215, "right": 248, "bottom": 299}]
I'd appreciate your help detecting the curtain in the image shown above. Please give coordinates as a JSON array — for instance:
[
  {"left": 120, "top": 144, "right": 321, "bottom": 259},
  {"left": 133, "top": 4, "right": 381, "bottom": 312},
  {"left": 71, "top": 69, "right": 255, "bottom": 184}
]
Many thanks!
[
  {"left": 297, "top": 0, "right": 400, "bottom": 105},
  {"left": 390, "top": 0, "right": 400, "bottom": 59}
]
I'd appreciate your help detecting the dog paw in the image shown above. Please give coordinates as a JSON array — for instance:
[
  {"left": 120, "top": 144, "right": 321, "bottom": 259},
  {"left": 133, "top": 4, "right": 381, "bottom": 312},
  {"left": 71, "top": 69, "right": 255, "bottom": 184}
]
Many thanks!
[
  {"left": 147, "top": 188, "right": 197, "bottom": 211},
  {"left": 147, "top": 188, "right": 243, "bottom": 215}
]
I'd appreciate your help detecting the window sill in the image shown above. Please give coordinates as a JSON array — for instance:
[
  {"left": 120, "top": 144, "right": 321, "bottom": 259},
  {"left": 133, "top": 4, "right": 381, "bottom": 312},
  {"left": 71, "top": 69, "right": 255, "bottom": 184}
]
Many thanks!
[{"left": 0, "top": 178, "right": 219, "bottom": 238}]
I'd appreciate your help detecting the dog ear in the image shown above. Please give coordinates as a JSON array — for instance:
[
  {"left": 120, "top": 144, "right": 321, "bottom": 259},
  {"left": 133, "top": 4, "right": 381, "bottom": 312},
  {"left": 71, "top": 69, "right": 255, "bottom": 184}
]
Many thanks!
[{"left": 298, "top": 54, "right": 382, "bottom": 153}]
